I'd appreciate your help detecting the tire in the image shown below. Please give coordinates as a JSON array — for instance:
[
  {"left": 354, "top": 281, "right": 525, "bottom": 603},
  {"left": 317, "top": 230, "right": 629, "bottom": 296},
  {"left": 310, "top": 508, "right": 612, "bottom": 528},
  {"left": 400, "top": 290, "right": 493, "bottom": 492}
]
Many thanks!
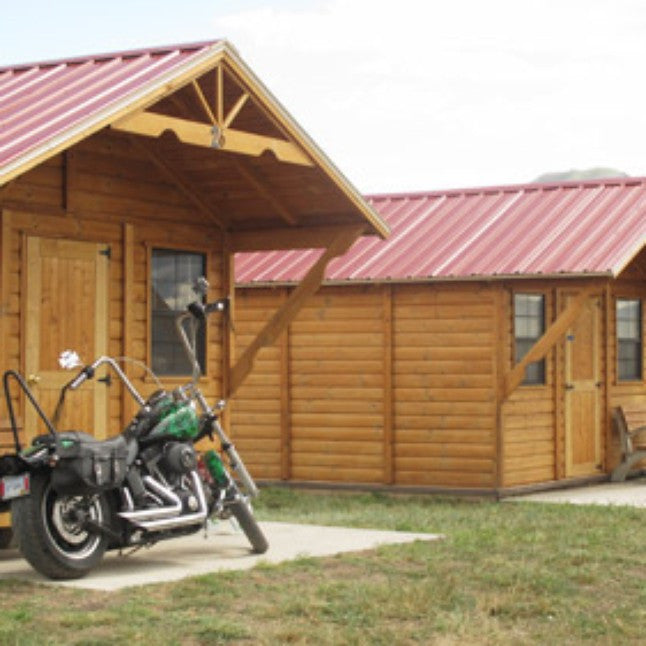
[
  {"left": 230, "top": 499, "right": 268, "bottom": 554},
  {"left": 12, "top": 473, "right": 109, "bottom": 579}
]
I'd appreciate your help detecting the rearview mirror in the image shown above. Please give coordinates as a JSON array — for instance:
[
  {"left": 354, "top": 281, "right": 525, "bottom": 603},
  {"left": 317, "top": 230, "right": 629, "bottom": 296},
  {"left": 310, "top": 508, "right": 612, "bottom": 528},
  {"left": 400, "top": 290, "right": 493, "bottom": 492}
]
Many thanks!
[{"left": 59, "top": 350, "right": 82, "bottom": 370}]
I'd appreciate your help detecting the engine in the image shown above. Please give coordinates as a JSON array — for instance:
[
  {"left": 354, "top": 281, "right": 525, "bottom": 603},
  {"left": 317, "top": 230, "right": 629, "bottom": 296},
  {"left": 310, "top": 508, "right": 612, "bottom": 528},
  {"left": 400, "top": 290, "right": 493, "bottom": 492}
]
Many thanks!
[{"left": 138, "top": 441, "right": 202, "bottom": 513}]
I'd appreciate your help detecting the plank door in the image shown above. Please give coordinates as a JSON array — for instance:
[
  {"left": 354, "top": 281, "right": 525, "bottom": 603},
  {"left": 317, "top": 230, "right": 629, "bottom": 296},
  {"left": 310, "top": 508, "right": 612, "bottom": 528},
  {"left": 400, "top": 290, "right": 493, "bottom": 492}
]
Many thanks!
[
  {"left": 24, "top": 237, "right": 109, "bottom": 441},
  {"left": 563, "top": 292, "right": 602, "bottom": 477}
]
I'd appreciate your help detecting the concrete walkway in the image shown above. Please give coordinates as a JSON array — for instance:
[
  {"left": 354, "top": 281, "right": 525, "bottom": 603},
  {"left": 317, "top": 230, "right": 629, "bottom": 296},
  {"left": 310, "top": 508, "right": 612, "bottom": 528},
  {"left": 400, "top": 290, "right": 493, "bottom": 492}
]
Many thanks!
[
  {"left": 510, "top": 479, "right": 646, "bottom": 508},
  {"left": 0, "top": 521, "right": 440, "bottom": 591}
]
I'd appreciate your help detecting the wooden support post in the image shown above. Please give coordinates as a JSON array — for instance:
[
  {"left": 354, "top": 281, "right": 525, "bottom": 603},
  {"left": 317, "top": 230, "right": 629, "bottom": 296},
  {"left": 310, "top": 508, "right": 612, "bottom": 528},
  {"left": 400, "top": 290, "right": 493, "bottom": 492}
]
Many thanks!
[
  {"left": 221, "top": 235, "right": 235, "bottom": 437},
  {"left": 493, "top": 286, "right": 507, "bottom": 490},
  {"left": 503, "top": 284, "right": 596, "bottom": 400},
  {"left": 0, "top": 211, "right": 10, "bottom": 374},
  {"left": 279, "top": 288, "right": 291, "bottom": 480},
  {"left": 121, "top": 223, "right": 135, "bottom": 429},
  {"left": 554, "top": 288, "right": 564, "bottom": 479},
  {"left": 228, "top": 225, "right": 363, "bottom": 397},
  {"left": 603, "top": 281, "right": 613, "bottom": 472},
  {"left": 382, "top": 284, "right": 394, "bottom": 484}
]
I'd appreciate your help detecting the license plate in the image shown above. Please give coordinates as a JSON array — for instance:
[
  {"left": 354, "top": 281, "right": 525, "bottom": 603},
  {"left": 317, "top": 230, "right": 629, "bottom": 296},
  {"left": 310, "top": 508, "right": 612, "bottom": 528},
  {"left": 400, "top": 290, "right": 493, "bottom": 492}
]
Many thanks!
[{"left": 0, "top": 474, "right": 30, "bottom": 500}]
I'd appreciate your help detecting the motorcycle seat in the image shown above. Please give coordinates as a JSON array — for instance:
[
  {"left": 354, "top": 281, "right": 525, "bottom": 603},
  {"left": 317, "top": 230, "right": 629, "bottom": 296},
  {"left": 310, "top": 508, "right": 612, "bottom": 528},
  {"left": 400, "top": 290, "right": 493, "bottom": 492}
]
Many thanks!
[{"left": 33, "top": 431, "right": 138, "bottom": 466}]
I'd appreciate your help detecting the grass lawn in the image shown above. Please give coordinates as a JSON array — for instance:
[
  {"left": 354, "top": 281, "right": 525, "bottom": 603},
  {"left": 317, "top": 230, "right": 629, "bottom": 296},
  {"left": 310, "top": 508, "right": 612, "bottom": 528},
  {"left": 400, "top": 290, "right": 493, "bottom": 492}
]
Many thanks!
[{"left": 1, "top": 488, "right": 645, "bottom": 644}]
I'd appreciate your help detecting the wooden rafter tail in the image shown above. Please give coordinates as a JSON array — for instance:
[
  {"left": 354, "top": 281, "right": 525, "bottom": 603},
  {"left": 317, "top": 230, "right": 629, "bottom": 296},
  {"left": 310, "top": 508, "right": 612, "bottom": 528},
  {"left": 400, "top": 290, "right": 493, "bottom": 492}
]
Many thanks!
[
  {"left": 128, "top": 135, "right": 228, "bottom": 230},
  {"left": 228, "top": 225, "right": 365, "bottom": 397},
  {"left": 234, "top": 159, "right": 297, "bottom": 225},
  {"left": 503, "top": 284, "right": 597, "bottom": 400}
]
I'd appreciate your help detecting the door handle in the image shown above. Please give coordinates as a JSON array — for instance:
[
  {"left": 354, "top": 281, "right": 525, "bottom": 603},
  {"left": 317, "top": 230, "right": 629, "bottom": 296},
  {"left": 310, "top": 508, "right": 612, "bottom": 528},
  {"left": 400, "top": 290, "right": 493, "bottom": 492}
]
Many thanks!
[
  {"left": 27, "top": 374, "right": 41, "bottom": 386},
  {"left": 565, "top": 383, "right": 574, "bottom": 390}
]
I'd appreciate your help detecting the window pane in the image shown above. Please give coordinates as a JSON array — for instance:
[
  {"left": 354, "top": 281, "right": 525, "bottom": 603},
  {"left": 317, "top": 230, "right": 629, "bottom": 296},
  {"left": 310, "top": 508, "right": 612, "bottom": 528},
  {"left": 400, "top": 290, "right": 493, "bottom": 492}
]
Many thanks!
[
  {"left": 616, "top": 299, "right": 642, "bottom": 381},
  {"left": 514, "top": 293, "right": 546, "bottom": 385},
  {"left": 151, "top": 249, "right": 206, "bottom": 376}
]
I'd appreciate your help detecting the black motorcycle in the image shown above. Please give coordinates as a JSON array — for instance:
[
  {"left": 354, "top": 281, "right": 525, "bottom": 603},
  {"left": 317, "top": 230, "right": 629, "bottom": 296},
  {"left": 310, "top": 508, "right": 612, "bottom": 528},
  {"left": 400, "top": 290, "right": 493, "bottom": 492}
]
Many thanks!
[{"left": 0, "top": 279, "right": 267, "bottom": 579}]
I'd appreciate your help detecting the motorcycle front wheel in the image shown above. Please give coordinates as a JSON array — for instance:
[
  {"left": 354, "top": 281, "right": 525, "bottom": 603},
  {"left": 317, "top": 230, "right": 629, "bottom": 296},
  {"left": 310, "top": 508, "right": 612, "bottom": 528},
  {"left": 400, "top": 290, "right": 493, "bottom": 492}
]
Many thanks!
[
  {"left": 230, "top": 499, "right": 269, "bottom": 554},
  {"left": 12, "top": 473, "right": 109, "bottom": 580}
]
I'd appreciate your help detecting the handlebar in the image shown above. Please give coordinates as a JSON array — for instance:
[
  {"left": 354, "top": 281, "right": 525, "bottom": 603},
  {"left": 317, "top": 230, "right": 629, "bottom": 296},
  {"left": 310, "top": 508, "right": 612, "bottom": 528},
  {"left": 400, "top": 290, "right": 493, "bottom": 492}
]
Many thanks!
[{"left": 66, "top": 357, "right": 146, "bottom": 406}]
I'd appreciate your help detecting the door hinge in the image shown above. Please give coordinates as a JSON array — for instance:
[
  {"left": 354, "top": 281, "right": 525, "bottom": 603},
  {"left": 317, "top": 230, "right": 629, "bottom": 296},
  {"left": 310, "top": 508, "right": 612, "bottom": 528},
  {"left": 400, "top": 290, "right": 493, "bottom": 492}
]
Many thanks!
[
  {"left": 98, "top": 375, "right": 112, "bottom": 387},
  {"left": 99, "top": 247, "right": 111, "bottom": 260}
]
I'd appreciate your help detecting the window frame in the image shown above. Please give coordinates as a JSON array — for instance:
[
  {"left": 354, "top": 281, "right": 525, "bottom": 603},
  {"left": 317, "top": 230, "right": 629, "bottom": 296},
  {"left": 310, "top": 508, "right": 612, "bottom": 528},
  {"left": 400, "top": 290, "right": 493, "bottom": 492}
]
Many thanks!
[
  {"left": 513, "top": 291, "right": 547, "bottom": 387},
  {"left": 616, "top": 297, "right": 643, "bottom": 383},
  {"left": 147, "top": 244, "right": 210, "bottom": 380}
]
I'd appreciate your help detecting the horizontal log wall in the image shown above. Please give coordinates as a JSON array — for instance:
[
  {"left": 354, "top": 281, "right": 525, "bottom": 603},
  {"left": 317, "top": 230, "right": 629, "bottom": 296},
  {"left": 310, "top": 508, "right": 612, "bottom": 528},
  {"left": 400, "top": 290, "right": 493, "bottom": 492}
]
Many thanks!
[
  {"left": 0, "top": 130, "right": 226, "bottom": 448},
  {"left": 392, "top": 285, "right": 497, "bottom": 488},
  {"left": 501, "top": 288, "right": 557, "bottom": 487},
  {"left": 607, "top": 256, "right": 646, "bottom": 469},
  {"left": 233, "top": 283, "right": 499, "bottom": 489}
]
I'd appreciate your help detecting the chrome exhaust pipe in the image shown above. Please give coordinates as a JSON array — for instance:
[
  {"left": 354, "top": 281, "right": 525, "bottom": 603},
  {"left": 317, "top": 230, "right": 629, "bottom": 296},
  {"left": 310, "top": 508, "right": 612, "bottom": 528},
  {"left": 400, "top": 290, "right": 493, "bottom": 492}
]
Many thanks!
[
  {"left": 119, "top": 476, "right": 182, "bottom": 522},
  {"left": 129, "top": 472, "right": 208, "bottom": 532}
]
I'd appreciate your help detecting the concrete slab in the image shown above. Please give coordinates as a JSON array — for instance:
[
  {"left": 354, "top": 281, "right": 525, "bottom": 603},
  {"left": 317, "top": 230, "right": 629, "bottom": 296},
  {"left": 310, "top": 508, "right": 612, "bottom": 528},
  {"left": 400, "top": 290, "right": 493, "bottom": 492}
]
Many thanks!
[
  {"left": 509, "top": 480, "right": 646, "bottom": 508},
  {"left": 0, "top": 521, "right": 440, "bottom": 591}
]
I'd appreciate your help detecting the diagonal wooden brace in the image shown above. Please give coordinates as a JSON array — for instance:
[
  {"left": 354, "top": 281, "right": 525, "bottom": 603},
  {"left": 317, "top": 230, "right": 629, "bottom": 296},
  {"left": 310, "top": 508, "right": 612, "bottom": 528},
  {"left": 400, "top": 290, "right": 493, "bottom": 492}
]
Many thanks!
[
  {"left": 228, "top": 225, "right": 364, "bottom": 397},
  {"left": 503, "top": 285, "right": 596, "bottom": 400}
]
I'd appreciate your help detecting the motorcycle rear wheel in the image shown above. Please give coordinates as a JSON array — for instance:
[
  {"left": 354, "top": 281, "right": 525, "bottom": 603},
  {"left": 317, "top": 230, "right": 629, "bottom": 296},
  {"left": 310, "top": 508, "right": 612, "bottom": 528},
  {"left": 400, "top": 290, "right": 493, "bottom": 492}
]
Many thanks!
[
  {"left": 12, "top": 473, "right": 109, "bottom": 580},
  {"left": 230, "top": 499, "right": 268, "bottom": 554}
]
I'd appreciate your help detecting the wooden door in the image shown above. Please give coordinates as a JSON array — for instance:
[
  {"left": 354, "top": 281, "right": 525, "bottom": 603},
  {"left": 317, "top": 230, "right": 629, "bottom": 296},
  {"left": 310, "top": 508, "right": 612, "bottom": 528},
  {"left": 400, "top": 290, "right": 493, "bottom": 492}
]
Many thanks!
[
  {"left": 563, "top": 292, "right": 602, "bottom": 477},
  {"left": 24, "top": 237, "right": 109, "bottom": 441}
]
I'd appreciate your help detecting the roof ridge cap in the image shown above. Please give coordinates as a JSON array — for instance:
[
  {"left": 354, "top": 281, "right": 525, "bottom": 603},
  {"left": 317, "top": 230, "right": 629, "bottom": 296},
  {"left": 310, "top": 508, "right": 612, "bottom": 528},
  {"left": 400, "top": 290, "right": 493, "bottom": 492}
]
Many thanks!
[{"left": 367, "top": 176, "right": 646, "bottom": 202}]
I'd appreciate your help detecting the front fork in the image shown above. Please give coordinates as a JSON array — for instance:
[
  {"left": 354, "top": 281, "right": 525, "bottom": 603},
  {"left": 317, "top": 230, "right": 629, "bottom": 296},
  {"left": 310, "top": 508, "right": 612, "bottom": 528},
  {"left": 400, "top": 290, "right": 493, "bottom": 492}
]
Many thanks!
[{"left": 194, "top": 392, "right": 259, "bottom": 499}]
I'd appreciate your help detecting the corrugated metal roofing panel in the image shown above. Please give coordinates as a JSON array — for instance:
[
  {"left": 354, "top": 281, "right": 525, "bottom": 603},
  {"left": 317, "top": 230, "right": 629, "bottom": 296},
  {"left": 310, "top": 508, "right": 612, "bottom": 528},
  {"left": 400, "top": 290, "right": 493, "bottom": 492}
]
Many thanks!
[
  {"left": 235, "top": 178, "right": 646, "bottom": 284},
  {"left": 0, "top": 41, "right": 220, "bottom": 181}
]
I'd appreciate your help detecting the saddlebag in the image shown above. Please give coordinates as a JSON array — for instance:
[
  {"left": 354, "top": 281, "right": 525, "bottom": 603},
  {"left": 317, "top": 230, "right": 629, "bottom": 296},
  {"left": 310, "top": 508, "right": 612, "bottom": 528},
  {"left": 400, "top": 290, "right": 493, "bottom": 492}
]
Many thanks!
[{"left": 51, "top": 432, "right": 128, "bottom": 494}]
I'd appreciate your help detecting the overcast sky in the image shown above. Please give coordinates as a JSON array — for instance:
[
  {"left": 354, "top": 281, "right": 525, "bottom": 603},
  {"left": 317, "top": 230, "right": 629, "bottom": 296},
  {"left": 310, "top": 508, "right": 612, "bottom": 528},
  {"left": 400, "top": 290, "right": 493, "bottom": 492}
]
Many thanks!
[{"left": 2, "top": 0, "right": 645, "bottom": 193}]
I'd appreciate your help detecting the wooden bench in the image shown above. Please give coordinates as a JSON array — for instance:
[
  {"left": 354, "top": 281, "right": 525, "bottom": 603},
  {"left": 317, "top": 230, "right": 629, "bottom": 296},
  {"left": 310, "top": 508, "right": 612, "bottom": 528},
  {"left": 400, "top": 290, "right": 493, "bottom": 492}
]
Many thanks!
[{"left": 611, "top": 405, "right": 646, "bottom": 482}]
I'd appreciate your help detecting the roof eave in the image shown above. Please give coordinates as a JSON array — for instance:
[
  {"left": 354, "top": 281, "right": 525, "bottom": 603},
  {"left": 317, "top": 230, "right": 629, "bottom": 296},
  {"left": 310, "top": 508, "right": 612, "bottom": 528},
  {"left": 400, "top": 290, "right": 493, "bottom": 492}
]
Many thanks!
[
  {"left": 222, "top": 46, "right": 390, "bottom": 240},
  {"left": 0, "top": 41, "right": 228, "bottom": 188},
  {"left": 236, "top": 271, "right": 614, "bottom": 289}
]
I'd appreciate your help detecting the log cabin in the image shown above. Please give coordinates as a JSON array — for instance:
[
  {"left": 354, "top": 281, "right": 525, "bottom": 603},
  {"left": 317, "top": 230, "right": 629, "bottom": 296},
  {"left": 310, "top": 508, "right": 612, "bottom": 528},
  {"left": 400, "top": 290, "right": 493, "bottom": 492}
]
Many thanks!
[
  {"left": 234, "top": 179, "right": 646, "bottom": 495},
  {"left": 0, "top": 40, "right": 390, "bottom": 525}
]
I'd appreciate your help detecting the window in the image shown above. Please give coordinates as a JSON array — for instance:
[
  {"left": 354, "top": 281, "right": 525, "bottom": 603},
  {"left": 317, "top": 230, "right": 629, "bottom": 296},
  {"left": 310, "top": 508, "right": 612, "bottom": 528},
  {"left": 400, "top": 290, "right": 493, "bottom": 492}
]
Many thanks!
[
  {"left": 151, "top": 249, "right": 206, "bottom": 376},
  {"left": 514, "top": 293, "right": 545, "bottom": 385},
  {"left": 617, "top": 299, "right": 642, "bottom": 381}
]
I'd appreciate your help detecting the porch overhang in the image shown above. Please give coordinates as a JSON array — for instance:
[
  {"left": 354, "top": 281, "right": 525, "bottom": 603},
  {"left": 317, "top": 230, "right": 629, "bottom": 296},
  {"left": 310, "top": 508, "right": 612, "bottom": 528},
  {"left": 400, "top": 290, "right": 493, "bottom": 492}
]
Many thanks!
[{"left": 0, "top": 40, "right": 390, "bottom": 396}]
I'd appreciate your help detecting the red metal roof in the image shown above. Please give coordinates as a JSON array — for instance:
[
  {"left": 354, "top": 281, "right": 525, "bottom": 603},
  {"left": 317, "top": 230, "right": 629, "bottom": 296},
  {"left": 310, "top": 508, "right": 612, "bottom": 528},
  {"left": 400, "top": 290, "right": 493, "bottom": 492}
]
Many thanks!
[
  {"left": 236, "top": 177, "right": 646, "bottom": 284},
  {"left": 0, "top": 41, "right": 221, "bottom": 183}
]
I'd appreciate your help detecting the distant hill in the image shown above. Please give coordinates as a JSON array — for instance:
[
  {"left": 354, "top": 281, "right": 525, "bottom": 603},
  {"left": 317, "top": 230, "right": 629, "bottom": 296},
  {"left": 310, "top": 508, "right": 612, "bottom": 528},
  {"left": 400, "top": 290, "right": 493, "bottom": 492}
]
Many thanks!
[{"left": 534, "top": 168, "right": 628, "bottom": 183}]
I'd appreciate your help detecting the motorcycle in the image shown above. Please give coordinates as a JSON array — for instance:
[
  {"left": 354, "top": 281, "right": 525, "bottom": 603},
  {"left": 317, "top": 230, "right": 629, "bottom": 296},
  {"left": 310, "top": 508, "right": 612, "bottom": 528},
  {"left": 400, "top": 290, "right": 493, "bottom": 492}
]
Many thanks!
[{"left": 0, "top": 278, "right": 268, "bottom": 580}]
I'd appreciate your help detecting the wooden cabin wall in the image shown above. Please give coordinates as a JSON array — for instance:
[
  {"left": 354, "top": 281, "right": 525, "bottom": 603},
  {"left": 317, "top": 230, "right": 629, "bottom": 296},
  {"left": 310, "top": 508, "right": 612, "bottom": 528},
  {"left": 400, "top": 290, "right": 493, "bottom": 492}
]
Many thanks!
[
  {"left": 607, "top": 251, "right": 646, "bottom": 469},
  {"left": 231, "top": 289, "right": 287, "bottom": 480},
  {"left": 233, "top": 282, "right": 499, "bottom": 489},
  {"left": 500, "top": 287, "right": 557, "bottom": 487},
  {"left": 0, "top": 130, "right": 226, "bottom": 448}
]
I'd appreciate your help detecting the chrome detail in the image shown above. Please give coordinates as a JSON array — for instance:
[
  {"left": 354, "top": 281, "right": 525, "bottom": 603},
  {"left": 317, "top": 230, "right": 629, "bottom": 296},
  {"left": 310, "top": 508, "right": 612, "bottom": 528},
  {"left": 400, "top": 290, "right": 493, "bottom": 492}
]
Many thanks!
[{"left": 128, "top": 472, "right": 208, "bottom": 533}]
